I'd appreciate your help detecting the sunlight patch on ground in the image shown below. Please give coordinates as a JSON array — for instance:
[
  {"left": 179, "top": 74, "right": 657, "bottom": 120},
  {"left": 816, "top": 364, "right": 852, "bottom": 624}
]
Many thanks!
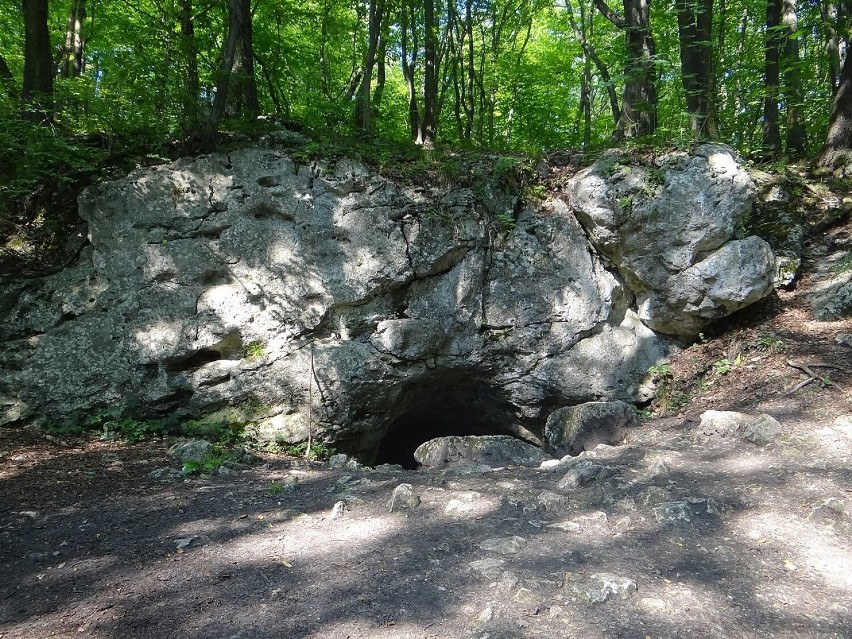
[{"left": 733, "top": 510, "right": 852, "bottom": 589}]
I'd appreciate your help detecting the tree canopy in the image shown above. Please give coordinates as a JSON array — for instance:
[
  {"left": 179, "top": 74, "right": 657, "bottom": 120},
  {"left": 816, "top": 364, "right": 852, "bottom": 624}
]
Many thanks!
[{"left": 1, "top": 0, "right": 851, "bottom": 234}]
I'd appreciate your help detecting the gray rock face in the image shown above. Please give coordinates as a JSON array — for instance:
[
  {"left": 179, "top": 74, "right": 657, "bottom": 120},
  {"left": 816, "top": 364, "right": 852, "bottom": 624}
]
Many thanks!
[
  {"left": 544, "top": 400, "right": 636, "bottom": 455},
  {"left": 569, "top": 144, "right": 776, "bottom": 337},
  {"left": 386, "top": 483, "right": 421, "bottom": 513},
  {"left": 0, "top": 146, "right": 774, "bottom": 458},
  {"left": 168, "top": 439, "right": 215, "bottom": 462},
  {"left": 414, "top": 435, "right": 551, "bottom": 469},
  {"left": 699, "top": 410, "right": 781, "bottom": 445},
  {"left": 811, "top": 271, "right": 852, "bottom": 320}
]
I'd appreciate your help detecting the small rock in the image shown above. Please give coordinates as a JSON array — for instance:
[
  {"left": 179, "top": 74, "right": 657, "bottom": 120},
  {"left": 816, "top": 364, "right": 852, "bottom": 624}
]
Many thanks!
[
  {"left": 549, "top": 520, "right": 581, "bottom": 532},
  {"left": 557, "top": 459, "right": 618, "bottom": 489},
  {"left": 654, "top": 497, "right": 721, "bottom": 526},
  {"left": 638, "top": 597, "right": 670, "bottom": 613},
  {"left": 835, "top": 334, "right": 852, "bottom": 348},
  {"left": 570, "top": 573, "right": 637, "bottom": 604},
  {"left": 414, "top": 435, "right": 550, "bottom": 469},
  {"left": 834, "top": 415, "right": 852, "bottom": 437},
  {"left": 469, "top": 558, "right": 506, "bottom": 579},
  {"left": 329, "top": 500, "right": 347, "bottom": 520},
  {"left": 149, "top": 467, "right": 184, "bottom": 481},
  {"left": 387, "top": 483, "right": 421, "bottom": 513},
  {"left": 168, "top": 439, "right": 214, "bottom": 463},
  {"left": 479, "top": 536, "right": 527, "bottom": 555},
  {"left": 615, "top": 516, "right": 633, "bottom": 532},
  {"left": 639, "top": 486, "right": 671, "bottom": 507},
  {"left": 477, "top": 607, "right": 494, "bottom": 624},
  {"left": 699, "top": 410, "right": 781, "bottom": 444},
  {"left": 538, "top": 458, "right": 567, "bottom": 471},
  {"left": 218, "top": 466, "right": 237, "bottom": 477},
  {"left": 536, "top": 490, "right": 571, "bottom": 513},
  {"left": 175, "top": 536, "right": 205, "bottom": 549},
  {"left": 742, "top": 414, "right": 782, "bottom": 445},
  {"left": 514, "top": 587, "right": 539, "bottom": 605},
  {"left": 18, "top": 511, "right": 38, "bottom": 518}
]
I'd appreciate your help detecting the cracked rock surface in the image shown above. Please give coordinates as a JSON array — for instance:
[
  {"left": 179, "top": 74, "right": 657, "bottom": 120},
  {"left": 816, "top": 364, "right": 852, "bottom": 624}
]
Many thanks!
[{"left": 0, "top": 147, "right": 775, "bottom": 457}]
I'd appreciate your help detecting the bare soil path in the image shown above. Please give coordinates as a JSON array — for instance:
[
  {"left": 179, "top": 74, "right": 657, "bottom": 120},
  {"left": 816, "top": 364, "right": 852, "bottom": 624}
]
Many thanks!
[{"left": 2, "top": 222, "right": 852, "bottom": 639}]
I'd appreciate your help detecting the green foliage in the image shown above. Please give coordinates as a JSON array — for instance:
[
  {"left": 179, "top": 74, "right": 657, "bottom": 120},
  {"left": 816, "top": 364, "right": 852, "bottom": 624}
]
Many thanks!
[
  {"left": 41, "top": 403, "right": 255, "bottom": 445},
  {"left": 275, "top": 437, "right": 334, "bottom": 461},
  {"left": 754, "top": 335, "right": 784, "bottom": 353},
  {"left": 181, "top": 450, "right": 231, "bottom": 476},
  {"left": 494, "top": 211, "right": 517, "bottom": 231},
  {"left": 267, "top": 481, "right": 285, "bottom": 496},
  {"left": 833, "top": 252, "right": 852, "bottom": 274},
  {"left": 618, "top": 195, "right": 634, "bottom": 218},
  {"left": 243, "top": 340, "right": 266, "bottom": 360}
]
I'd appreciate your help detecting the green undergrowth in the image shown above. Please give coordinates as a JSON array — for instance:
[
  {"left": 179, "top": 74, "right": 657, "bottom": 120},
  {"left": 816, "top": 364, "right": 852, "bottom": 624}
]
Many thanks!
[
  {"left": 40, "top": 404, "right": 251, "bottom": 445},
  {"left": 646, "top": 332, "right": 788, "bottom": 416}
]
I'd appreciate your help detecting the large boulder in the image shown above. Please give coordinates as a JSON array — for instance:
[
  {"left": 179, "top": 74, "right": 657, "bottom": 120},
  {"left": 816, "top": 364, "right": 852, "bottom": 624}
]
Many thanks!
[
  {"left": 0, "top": 146, "right": 773, "bottom": 459},
  {"left": 544, "top": 400, "right": 637, "bottom": 455},
  {"left": 413, "top": 435, "right": 551, "bottom": 469},
  {"left": 569, "top": 144, "right": 776, "bottom": 337}
]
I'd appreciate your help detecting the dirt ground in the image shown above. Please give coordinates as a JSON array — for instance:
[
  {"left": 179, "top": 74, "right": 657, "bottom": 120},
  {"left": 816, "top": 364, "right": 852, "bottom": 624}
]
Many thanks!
[{"left": 3, "top": 219, "right": 852, "bottom": 639}]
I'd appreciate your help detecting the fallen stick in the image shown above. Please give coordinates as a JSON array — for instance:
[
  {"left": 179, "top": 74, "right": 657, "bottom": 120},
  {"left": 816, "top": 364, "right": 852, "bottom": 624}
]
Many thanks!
[{"left": 785, "top": 360, "right": 849, "bottom": 395}]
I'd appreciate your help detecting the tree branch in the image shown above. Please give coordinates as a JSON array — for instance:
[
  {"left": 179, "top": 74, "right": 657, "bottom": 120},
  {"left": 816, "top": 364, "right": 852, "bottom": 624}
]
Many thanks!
[{"left": 594, "top": 0, "right": 627, "bottom": 28}]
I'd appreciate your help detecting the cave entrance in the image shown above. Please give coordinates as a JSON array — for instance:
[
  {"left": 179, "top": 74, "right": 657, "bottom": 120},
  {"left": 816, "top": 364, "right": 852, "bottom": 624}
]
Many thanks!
[{"left": 372, "top": 372, "right": 522, "bottom": 469}]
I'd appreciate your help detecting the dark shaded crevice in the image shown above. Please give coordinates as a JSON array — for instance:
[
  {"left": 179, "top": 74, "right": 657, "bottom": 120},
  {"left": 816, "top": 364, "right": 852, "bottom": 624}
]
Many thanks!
[{"left": 371, "top": 371, "right": 523, "bottom": 469}]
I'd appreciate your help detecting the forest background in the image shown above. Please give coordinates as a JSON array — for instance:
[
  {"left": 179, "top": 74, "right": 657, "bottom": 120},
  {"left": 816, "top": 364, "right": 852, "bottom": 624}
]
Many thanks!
[{"left": 1, "top": 0, "right": 851, "bottom": 267}]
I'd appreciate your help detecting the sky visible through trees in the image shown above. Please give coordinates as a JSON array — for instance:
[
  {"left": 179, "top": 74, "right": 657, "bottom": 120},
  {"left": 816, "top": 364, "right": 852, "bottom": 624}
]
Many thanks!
[{"left": 0, "top": 0, "right": 850, "bottom": 160}]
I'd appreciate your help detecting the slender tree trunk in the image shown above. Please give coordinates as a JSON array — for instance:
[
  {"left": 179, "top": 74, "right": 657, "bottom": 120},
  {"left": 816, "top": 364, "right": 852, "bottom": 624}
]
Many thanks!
[
  {"left": 781, "top": 0, "right": 807, "bottom": 155},
  {"left": 821, "top": 0, "right": 841, "bottom": 94},
  {"left": 0, "top": 53, "right": 17, "bottom": 102},
  {"left": 22, "top": 0, "right": 54, "bottom": 122},
  {"left": 400, "top": 0, "right": 421, "bottom": 141},
  {"left": 60, "top": 0, "right": 86, "bottom": 78},
  {"left": 595, "top": 0, "right": 657, "bottom": 138},
  {"left": 372, "top": 30, "right": 387, "bottom": 114},
  {"left": 464, "top": 0, "right": 475, "bottom": 139},
  {"left": 565, "top": 0, "right": 620, "bottom": 127},
  {"left": 762, "top": 0, "right": 782, "bottom": 156},
  {"left": 421, "top": 0, "right": 438, "bottom": 146},
  {"left": 178, "top": 0, "right": 201, "bottom": 136},
  {"left": 356, "top": 0, "right": 383, "bottom": 134},
  {"left": 817, "top": 48, "right": 852, "bottom": 169},
  {"left": 204, "top": 0, "right": 259, "bottom": 148},
  {"left": 675, "top": 0, "right": 715, "bottom": 138}
]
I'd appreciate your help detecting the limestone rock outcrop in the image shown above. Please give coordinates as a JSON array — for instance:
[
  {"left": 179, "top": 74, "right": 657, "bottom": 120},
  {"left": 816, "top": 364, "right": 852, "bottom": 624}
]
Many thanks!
[
  {"left": 569, "top": 144, "right": 776, "bottom": 337},
  {"left": 0, "top": 145, "right": 776, "bottom": 459}
]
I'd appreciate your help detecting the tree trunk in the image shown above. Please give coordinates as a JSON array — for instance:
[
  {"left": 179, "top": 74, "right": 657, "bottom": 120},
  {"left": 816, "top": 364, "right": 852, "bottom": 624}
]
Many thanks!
[
  {"left": 372, "top": 30, "right": 387, "bottom": 114},
  {"left": 203, "top": 0, "right": 259, "bottom": 148},
  {"left": 675, "top": 0, "right": 715, "bottom": 138},
  {"left": 22, "top": 0, "right": 54, "bottom": 122},
  {"left": 59, "top": 0, "right": 86, "bottom": 78},
  {"left": 0, "top": 53, "right": 17, "bottom": 102},
  {"left": 178, "top": 0, "right": 201, "bottom": 136},
  {"left": 821, "top": 0, "right": 841, "bottom": 95},
  {"left": 595, "top": 0, "right": 657, "bottom": 138},
  {"left": 400, "top": 0, "right": 421, "bottom": 141},
  {"left": 565, "top": 0, "right": 620, "bottom": 127},
  {"left": 762, "top": 0, "right": 782, "bottom": 156},
  {"left": 421, "top": 0, "right": 438, "bottom": 146},
  {"left": 356, "top": 0, "right": 383, "bottom": 134},
  {"left": 781, "top": 0, "right": 807, "bottom": 156},
  {"left": 817, "top": 48, "right": 852, "bottom": 169}
]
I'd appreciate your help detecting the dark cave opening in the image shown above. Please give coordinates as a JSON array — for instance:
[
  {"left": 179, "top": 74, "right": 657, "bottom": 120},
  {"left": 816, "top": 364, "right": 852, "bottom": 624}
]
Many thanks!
[{"left": 372, "top": 373, "right": 523, "bottom": 469}]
